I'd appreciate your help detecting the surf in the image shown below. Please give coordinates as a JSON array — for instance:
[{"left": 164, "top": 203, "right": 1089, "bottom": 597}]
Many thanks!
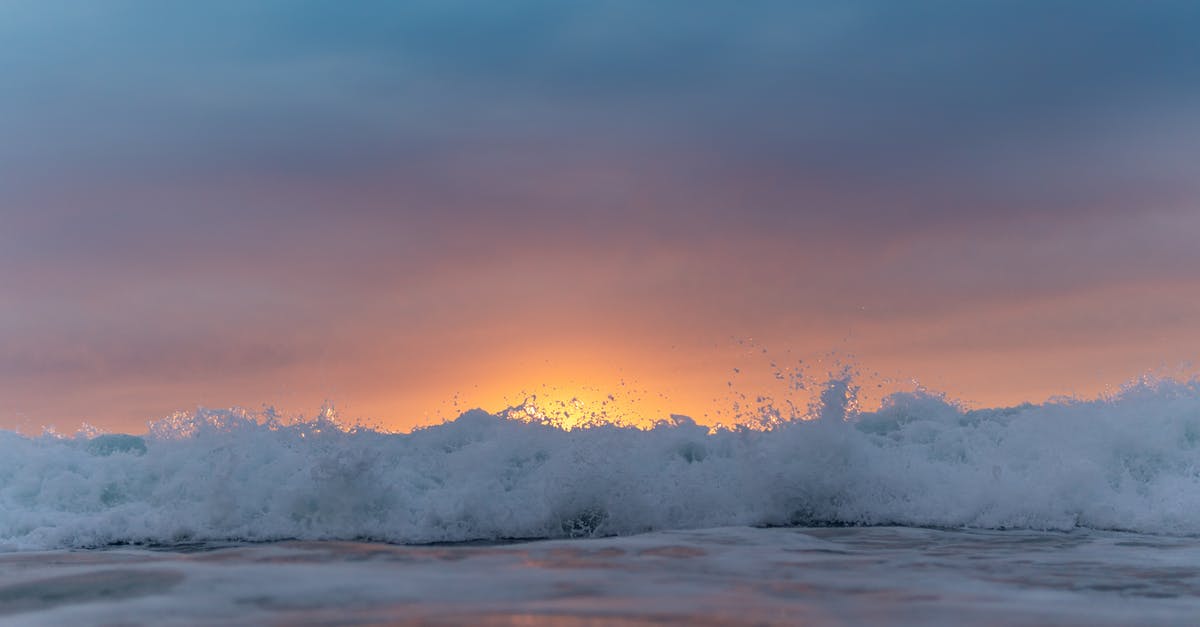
[{"left": 3, "top": 376, "right": 1200, "bottom": 551}]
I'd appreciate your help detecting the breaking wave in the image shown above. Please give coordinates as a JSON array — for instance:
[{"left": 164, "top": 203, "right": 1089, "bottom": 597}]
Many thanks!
[{"left": 4, "top": 377, "right": 1200, "bottom": 550}]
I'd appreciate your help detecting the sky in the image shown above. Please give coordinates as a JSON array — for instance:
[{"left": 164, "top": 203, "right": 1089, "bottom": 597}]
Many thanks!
[{"left": 2, "top": 1, "right": 1199, "bottom": 433}]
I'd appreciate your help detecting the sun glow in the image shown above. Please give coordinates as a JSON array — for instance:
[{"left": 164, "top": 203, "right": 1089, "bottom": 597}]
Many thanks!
[{"left": 497, "top": 389, "right": 649, "bottom": 431}]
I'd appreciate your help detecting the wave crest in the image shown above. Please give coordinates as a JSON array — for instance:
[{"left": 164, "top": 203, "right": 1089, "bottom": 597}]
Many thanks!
[{"left": 3, "top": 378, "right": 1200, "bottom": 550}]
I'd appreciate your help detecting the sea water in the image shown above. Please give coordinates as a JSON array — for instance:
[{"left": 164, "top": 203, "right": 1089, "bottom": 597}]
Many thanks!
[
  {"left": 3, "top": 379, "right": 1200, "bottom": 624},
  {"left": 2, "top": 527, "right": 1199, "bottom": 625}
]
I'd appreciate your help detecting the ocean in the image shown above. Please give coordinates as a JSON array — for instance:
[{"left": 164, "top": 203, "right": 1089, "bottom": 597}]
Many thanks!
[
  {"left": 4, "top": 526, "right": 1200, "bottom": 625},
  {"left": 3, "top": 379, "right": 1200, "bottom": 624}
]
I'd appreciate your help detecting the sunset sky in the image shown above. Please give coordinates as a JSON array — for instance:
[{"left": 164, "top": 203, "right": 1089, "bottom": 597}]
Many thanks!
[{"left": 3, "top": 1, "right": 1199, "bottom": 433}]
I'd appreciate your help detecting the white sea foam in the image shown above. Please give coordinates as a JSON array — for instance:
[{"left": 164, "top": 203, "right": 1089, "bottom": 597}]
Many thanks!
[{"left": 3, "top": 378, "right": 1200, "bottom": 550}]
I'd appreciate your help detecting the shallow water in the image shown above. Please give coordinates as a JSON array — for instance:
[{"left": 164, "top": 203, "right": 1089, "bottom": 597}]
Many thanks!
[{"left": 2, "top": 526, "right": 1199, "bottom": 626}]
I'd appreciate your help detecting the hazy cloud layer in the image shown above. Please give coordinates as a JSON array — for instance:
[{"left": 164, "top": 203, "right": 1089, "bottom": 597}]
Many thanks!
[{"left": 2, "top": 1, "right": 1198, "bottom": 429}]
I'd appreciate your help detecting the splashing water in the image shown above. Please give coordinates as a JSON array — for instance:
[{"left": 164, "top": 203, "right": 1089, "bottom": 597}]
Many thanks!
[{"left": 3, "top": 374, "right": 1200, "bottom": 550}]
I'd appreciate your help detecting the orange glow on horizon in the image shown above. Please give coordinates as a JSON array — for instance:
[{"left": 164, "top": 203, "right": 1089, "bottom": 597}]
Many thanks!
[{"left": 7, "top": 277, "right": 1200, "bottom": 436}]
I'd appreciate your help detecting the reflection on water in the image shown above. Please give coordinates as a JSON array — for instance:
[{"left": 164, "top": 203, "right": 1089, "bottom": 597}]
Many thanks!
[
  {"left": 0, "top": 569, "right": 184, "bottom": 616},
  {"left": 1, "top": 526, "right": 1199, "bottom": 625}
]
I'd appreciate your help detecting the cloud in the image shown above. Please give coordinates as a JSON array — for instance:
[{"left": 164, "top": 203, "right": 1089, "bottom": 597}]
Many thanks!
[{"left": 1, "top": 1, "right": 1198, "bottom": 428}]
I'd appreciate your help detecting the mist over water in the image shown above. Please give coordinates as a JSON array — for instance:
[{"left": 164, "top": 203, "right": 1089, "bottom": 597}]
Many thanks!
[{"left": 3, "top": 373, "right": 1200, "bottom": 551}]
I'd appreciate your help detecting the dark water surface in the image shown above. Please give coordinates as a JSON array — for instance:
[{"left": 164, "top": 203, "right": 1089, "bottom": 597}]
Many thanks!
[{"left": 2, "top": 526, "right": 1199, "bottom": 626}]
